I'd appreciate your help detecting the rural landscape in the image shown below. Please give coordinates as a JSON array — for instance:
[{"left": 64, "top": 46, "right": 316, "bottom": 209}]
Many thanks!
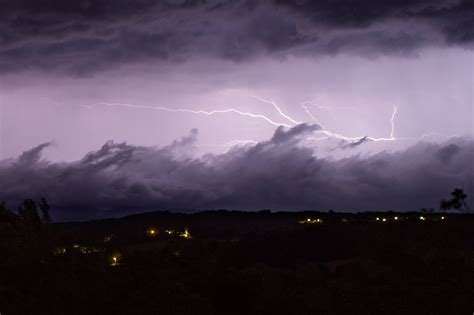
[
  {"left": 1, "top": 195, "right": 473, "bottom": 314},
  {"left": 1, "top": 0, "right": 473, "bottom": 313}
]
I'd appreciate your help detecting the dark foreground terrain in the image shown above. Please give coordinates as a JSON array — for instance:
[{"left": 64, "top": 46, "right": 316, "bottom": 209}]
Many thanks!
[{"left": 1, "top": 210, "right": 473, "bottom": 314}]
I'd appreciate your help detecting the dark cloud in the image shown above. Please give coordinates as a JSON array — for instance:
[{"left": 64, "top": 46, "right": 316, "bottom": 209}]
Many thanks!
[
  {"left": 271, "top": 123, "right": 321, "bottom": 144},
  {"left": 0, "top": 125, "right": 472, "bottom": 220},
  {"left": 0, "top": 0, "right": 472, "bottom": 74},
  {"left": 276, "top": 0, "right": 467, "bottom": 27},
  {"left": 437, "top": 143, "right": 461, "bottom": 163},
  {"left": 17, "top": 141, "right": 53, "bottom": 165},
  {"left": 339, "top": 136, "right": 369, "bottom": 150}
]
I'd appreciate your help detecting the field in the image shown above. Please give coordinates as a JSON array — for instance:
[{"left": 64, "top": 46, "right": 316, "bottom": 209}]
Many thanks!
[{"left": 1, "top": 211, "right": 473, "bottom": 314}]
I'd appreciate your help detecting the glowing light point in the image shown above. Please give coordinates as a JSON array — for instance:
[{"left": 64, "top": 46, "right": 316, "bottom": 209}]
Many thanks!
[
  {"left": 299, "top": 218, "right": 322, "bottom": 224},
  {"left": 180, "top": 228, "right": 191, "bottom": 239},
  {"left": 394, "top": 216, "right": 398, "bottom": 220},
  {"left": 110, "top": 253, "right": 122, "bottom": 266},
  {"left": 441, "top": 216, "right": 445, "bottom": 220},
  {"left": 147, "top": 228, "right": 158, "bottom": 237},
  {"left": 419, "top": 216, "right": 426, "bottom": 221},
  {"left": 376, "top": 217, "right": 380, "bottom": 221},
  {"left": 382, "top": 218, "right": 387, "bottom": 222},
  {"left": 53, "top": 247, "right": 67, "bottom": 256}
]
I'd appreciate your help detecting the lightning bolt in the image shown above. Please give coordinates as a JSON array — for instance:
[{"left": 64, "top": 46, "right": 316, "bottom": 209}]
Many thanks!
[
  {"left": 302, "top": 104, "right": 399, "bottom": 142},
  {"left": 301, "top": 101, "right": 337, "bottom": 121},
  {"left": 252, "top": 96, "right": 302, "bottom": 125},
  {"left": 82, "top": 102, "right": 292, "bottom": 128},
  {"left": 301, "top": 103, "right": 325, "bottom": 128},
  {"left": 390, "top": 105, "right": 397, "bottom": 140},
  {"left": 82, "top": 97, "right": 446, "bottom": 147},
  {"left": 303, "top": 103, "right": 454, "bottom": 144}
]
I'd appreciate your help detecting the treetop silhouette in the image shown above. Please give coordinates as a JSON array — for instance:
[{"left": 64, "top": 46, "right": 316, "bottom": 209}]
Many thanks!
[{"left": 440, "top": 188, "right": 471, "bottom": 212}]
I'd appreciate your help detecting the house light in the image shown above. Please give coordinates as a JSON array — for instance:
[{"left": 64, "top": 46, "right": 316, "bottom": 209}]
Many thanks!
[
  {"left": 111, "top": 253, "right": 122, "bottom": 266},
  {"left": 147, "top": 228, "right": 157, "bottom": 237},
  {"left": 180, "top": 228, "right": 191, "bottom": 239}
]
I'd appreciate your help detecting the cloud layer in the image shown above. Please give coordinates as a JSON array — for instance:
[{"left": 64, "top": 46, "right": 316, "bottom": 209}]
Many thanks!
[
  {"left": 1, "top": 125, "right": 472, "bottom": 220},
  {"left": 1, "top": 0, "right": 472, "bottom": 74}
]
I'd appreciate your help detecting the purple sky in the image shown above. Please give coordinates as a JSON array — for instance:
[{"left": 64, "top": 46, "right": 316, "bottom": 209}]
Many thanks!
[{"left": 0, "top": 0, "right": 473, "bottom": 219}]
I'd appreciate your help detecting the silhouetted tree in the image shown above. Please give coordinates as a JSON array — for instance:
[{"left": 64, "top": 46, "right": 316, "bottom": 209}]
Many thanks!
[
  {"left": 0, "top": 201, "right": 8, "bottom": 221},
  {"left": 0, "top": 201, "right": 23, "bottom": 232},
  {"left": 0, "top": 198, "right": 53, "bottom": 236},
  {"left": 440, "top": 188, "right": 471, "bottom": 212},
  {"left": 39, "top": 197, "right": 51, "bottom": 224},
  {"left": 17, "top": 199, "right": 44, "bottom": 237}
]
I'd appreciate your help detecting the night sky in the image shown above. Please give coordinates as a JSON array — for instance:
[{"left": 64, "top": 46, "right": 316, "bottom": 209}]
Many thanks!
[{"left": 0, "top": 0, "right": 473, "bottom": 219}]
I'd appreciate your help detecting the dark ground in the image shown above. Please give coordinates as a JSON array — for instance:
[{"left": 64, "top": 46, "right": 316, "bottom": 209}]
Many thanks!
[{"left": 1, "top": 210, "right": 473, "bottom": 314}]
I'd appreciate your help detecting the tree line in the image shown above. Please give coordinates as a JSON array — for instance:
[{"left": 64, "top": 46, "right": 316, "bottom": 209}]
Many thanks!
[{"left": 0, "top": 197, "right": 51, "bottom": 238}]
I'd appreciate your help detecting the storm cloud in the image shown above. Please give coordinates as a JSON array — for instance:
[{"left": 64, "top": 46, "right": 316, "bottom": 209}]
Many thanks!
[
  {"left": 1, "top": 0, "right": 472, "bottom": 74},
  {"left": 0, "top": 125, "right": 472, "bottom": 220}
]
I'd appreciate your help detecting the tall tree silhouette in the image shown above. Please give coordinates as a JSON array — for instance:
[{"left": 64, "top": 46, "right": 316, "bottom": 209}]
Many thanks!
[
  {"left": 440, "top": 188, "right": 471, "bottom": 212},
  {"left": 0, "top": 201, "right": 8, "bottom": 221},
  {"left": 18, "top": 199, "right": 42, "bottom": 226},
  {"left": 39, "top": 197, "right": 51, "bottom": 224},
  {"left": 0, "top": 202, "right": 22, "bottom": 232}
]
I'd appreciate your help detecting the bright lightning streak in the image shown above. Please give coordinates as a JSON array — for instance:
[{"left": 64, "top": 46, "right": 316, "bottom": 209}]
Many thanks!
[
  {"left": 84, "top": 102, "right": 292, "bottom": 128},
  {"left": 252, "top": 96, "right": 302, "bottom": 125},
  {"left": 306, "top": 104, "right": 451, "bottom": 144},
  {"left": 82, "top": 97, "right": 446, "bottom": 148},
  {"left": 390, "top": 105, "right": 397, "bottom": 140},
  {"left": 301, "top": 103, "right": 325, "bottom": 128},
  {"left": 302, "top": 104, "right": 400, "bottom": 143},
  {"left": 301, "top": 101, "right": 337, "bottom": 121}
]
